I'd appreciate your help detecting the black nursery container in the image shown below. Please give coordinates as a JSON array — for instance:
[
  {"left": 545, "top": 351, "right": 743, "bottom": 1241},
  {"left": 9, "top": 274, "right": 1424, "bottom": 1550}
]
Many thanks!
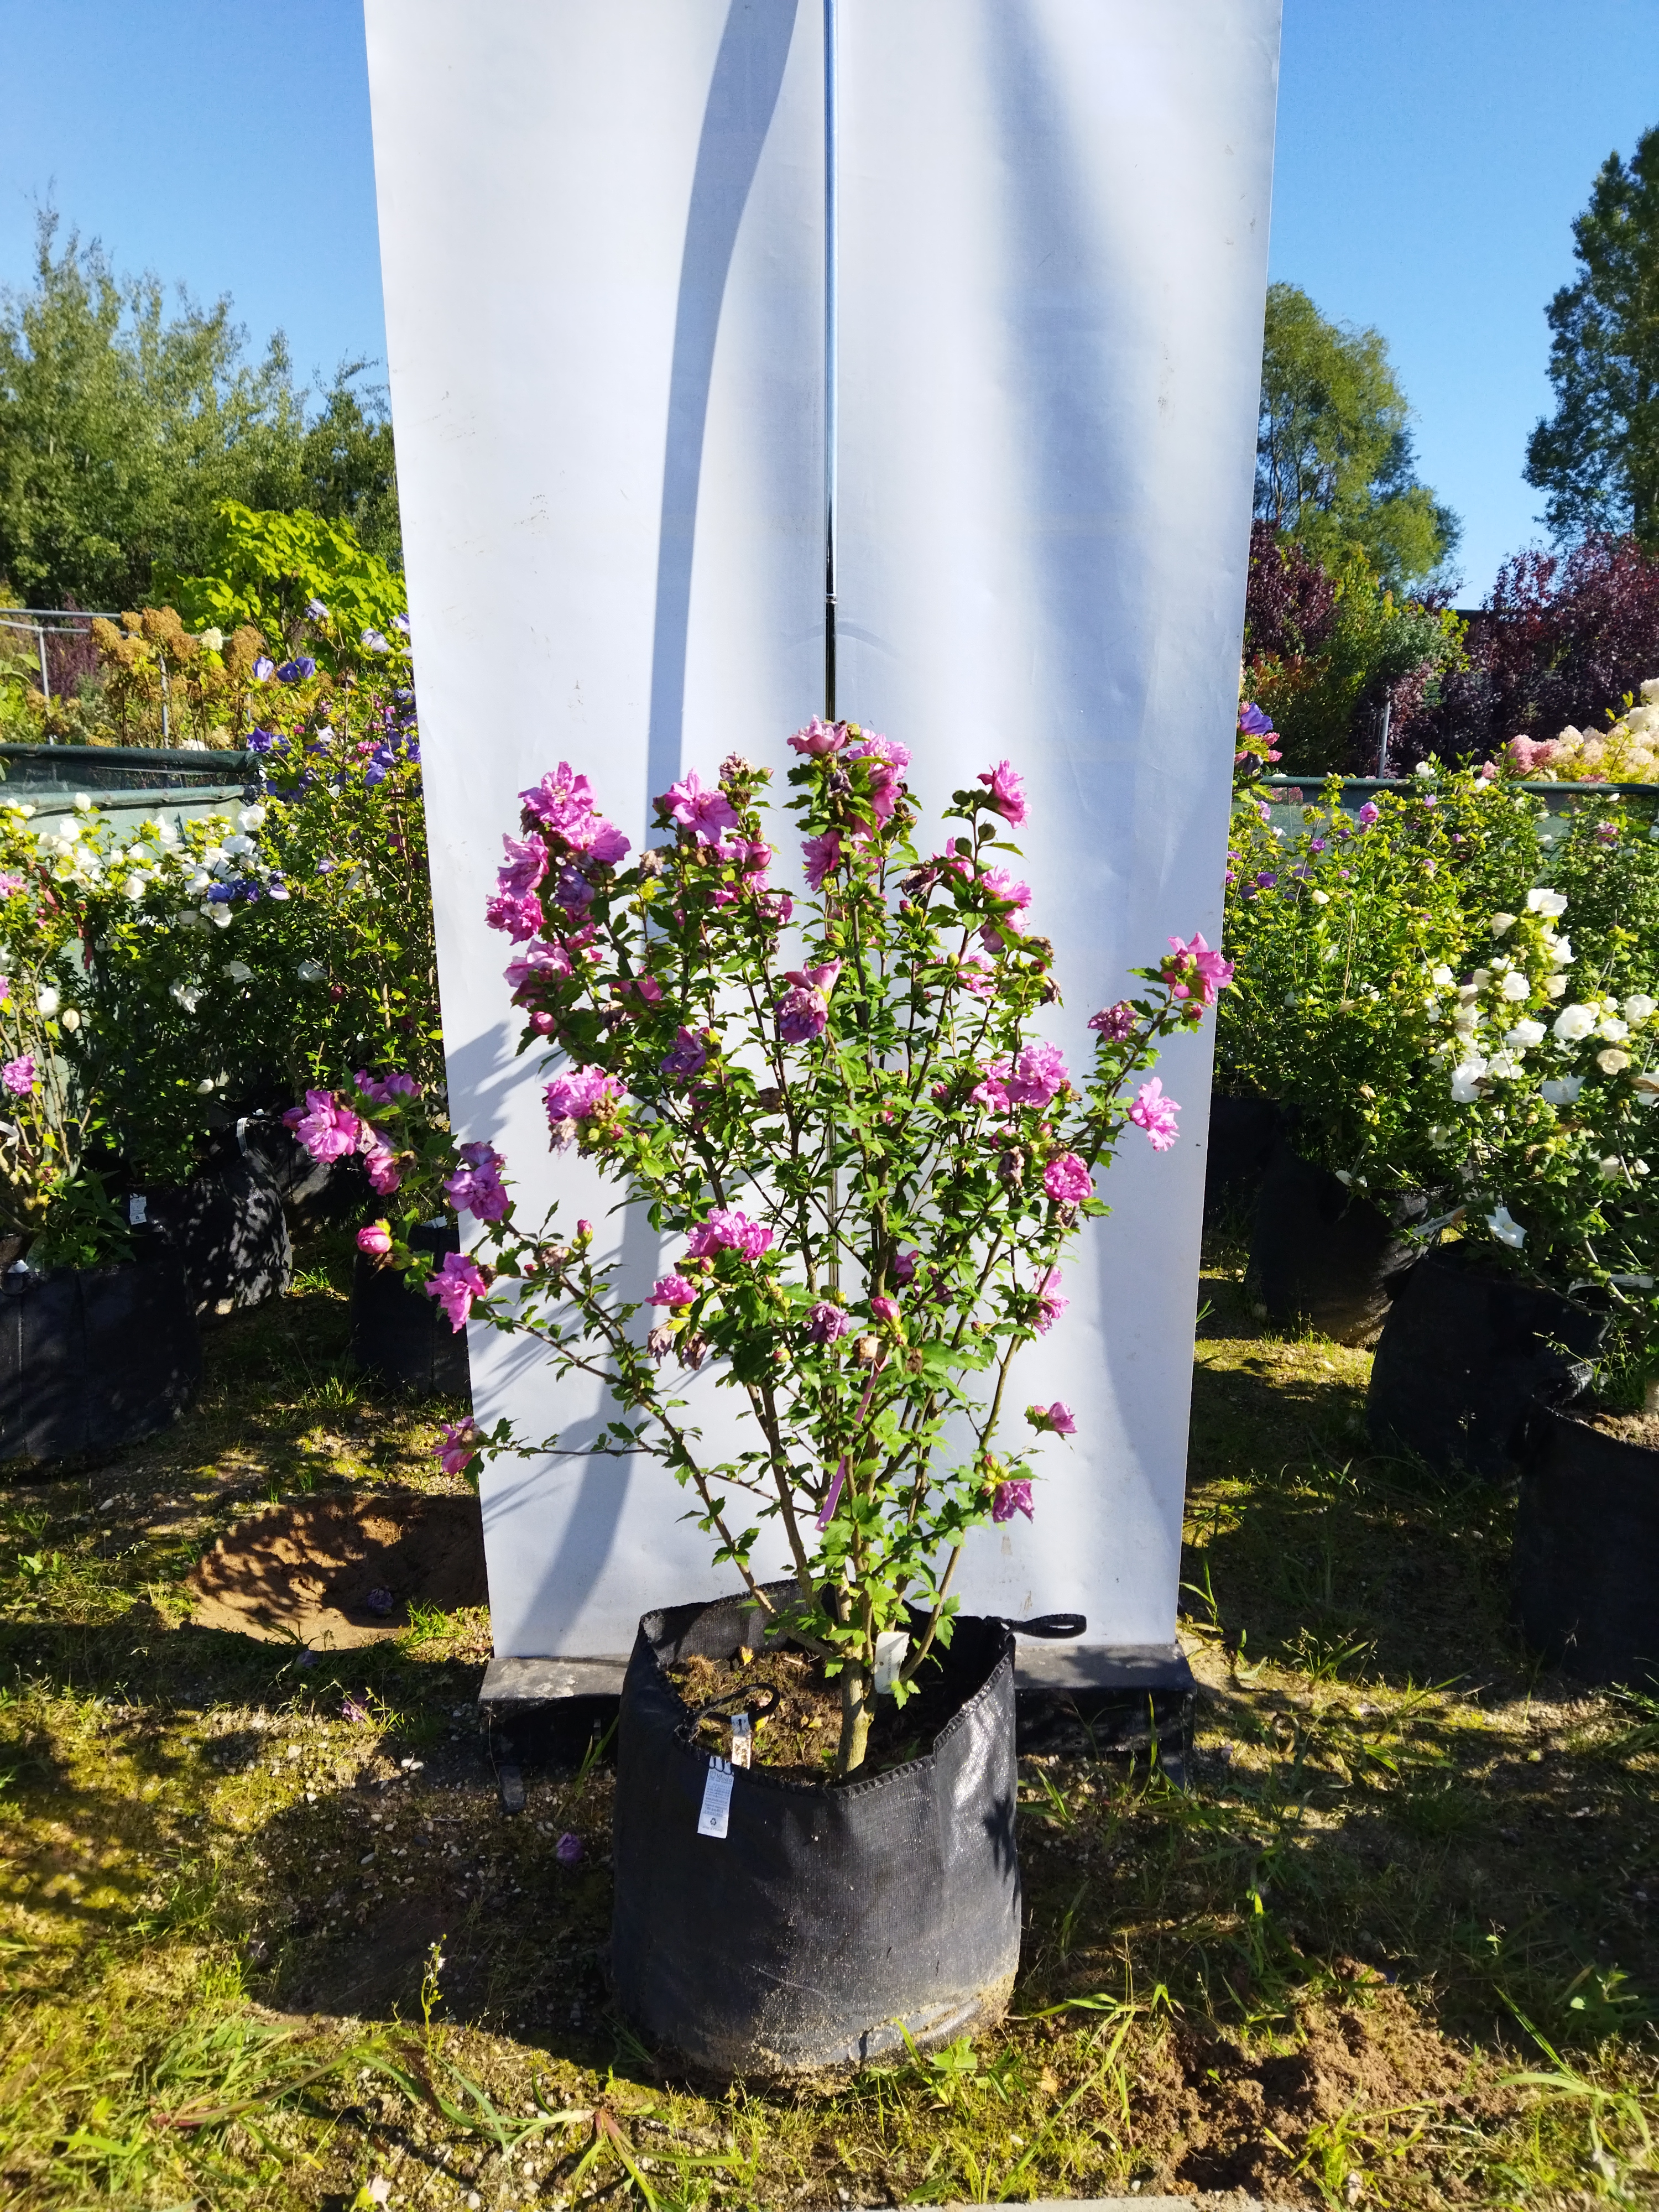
[
  {"left": 1367, "top": 1245, "right": 1606, "bottom": 1481},
  {"left": 0, "top": 1253, "right": 200, "bottom": 1459},
  {"left": 1249, "top": 1136, "right": 1431, "bottom": 1343},
  {"left": 1203, "top": 1093, "right": 1282, "bottom": 1233},
  {"left": 1512, "top": 1404, "right": 1659, "bottom": 1687},
  {"left": 611, "top": 1587, "right": 1021, "bottom": 2078},
  {"left": 138, "top": 1152, "right": 293, "bottom": 1318},
  {"left": 351, "top": 1222, "right": 470, "bottom": 1394}
]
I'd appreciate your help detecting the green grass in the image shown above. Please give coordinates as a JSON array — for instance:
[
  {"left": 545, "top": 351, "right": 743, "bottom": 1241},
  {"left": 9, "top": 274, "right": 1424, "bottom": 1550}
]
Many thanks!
[{"left": 0, "top": 1228, "right": 1655, "bottom": 2206}]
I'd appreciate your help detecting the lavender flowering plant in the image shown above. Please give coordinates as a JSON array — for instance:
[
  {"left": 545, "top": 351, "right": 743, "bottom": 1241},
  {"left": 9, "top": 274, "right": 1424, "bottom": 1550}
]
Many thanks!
[{"left": 319, "top": 728, "right": 1228, "bottom": 1775}]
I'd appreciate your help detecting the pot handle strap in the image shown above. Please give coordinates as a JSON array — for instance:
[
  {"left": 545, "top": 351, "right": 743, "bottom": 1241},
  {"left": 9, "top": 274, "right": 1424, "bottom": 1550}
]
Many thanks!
[
  {"left": 687, "top": 1683, "right": 782, "bottom": 1724},
  {"left": 999, "top": 1613, "right": 1087, "bottom": 1639}
]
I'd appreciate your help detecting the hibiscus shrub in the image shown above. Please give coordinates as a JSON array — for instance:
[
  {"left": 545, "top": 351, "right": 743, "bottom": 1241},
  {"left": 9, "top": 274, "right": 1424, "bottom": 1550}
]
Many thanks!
[{"left": 314, "top": 727, "right": 1229, "bottom": 1778}]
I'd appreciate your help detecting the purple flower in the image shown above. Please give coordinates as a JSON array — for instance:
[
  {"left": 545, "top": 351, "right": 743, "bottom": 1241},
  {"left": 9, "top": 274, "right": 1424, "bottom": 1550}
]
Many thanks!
[
  {"left": 364, "top": 1585, "right": 395, "bottom": 1615},
  {"left": 361, "top": 628, "right": 390, "bottom": 654},
  {"left": 392, "top": 613, "right": 410, "bottom": 635},
  {"left": 354, "top": 1070, "right": 420, "bottom": 1105},
  {"left": 977, "top": 759, "right": 1029, "bottom": 827},
  {"left": 341, "top": 1697, "right": 370, "bottom": 1724},
  {"left": 497, "top": 832, "right": 549, "bottom": 900},
  {"left": 1, "top": 1055, "right": 35, "bottom": 1097},
  {"left": 425, "top": 1250, "right": 489, "bottom": 1331},
  {"left": 1026, "top": 1400, "right": 1077, "bottom": 1437},
  {"left": 869, "top": 1294, "right": 901, "bottom": 1325},
  {"left": 1252, "top": 872, "right": 1278, "bottom": 890},
  {"left": 1129, "top": 1077, "right": 1181, "bottom": 1152},
  {"left": 275, "top": 656, "right": 316, "bottom": 684},
  {"left": 252, "top": 656, "right": 275, "bottom": 682},
  {"left": 1088, "top": 1002, "right": 1136, "bottom": 1042},
  {"left": 485, "top": 889, "right": 544, "bottom": 941},
  {"left": 554, "top": 862, "right": 596, "bottom": 912},
  {"left": 893, "top": 1248, "right": 920, "bottom": 1286},
  {"left": 444, "top": 1141, "right": 510, "bottom": 1223},
  {"left": 806, "top": 1301, "right": 849, "bottom": 1344},
  {"left": 1238, "top": 701, "right": 1274, "bottom": 737},
  {"left": 435, "top": 1417, "right": 479, "bottom": 1477},
  {"left": 543, "top": 1067, "right": 624, "bottom": 1134},
  {"left": 684, "top": 1209, "right": 773, "bottom": 1261},
  {"left": 1035, "top": 1268, "right": 1067, "bottom": 1333},
  {"left": 361, "top": 1135, "right": 403, "bottom": 1195},
  {"left": 555, "top": 1832, "right": 583, "bottom": 1865},
  {"left": 659, "top": 766, "right": 738, "bottom": 845},
  {"left": 306, "top": 598, "right": 330, "bottom": 620},
  {"left": 992, "top": 1480, "right": 1034, "bottom": 1525},
  {"left": 801, "top": 831, "right": 843, "bottom": 890},
  {"left": 778, "top": 959, "right": 840, "bottom": 1046},
  {"left": 247, "top": 727, "right": 277, "bottom": 754},
  {"left": 1044, "top": 1152, "right": 1092, "bottom": 1205},
  {"left": 648, "top": 1273, "right": 697, "bottom": 1308},
  {"left": 1357, "top": 801, "right": 1380, "bottom": 827},
  {"left": 660, "top": 1026, "right": 709, "bottom": 1079},
  {"left": 1004, "top": 1041, "right": 1069, "bottom": 1107}
]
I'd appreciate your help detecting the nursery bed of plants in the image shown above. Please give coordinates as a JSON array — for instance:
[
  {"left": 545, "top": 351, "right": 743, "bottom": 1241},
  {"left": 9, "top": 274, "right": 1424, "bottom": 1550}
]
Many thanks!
[{"left": 1, "top": 1227, "right": 1655, "bottom": 2211}]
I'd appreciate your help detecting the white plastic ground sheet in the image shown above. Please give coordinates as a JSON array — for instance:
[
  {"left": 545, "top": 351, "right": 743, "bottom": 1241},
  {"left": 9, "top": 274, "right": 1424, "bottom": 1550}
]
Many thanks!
[{"left": 363, "top": 0, "right": 1282, "bottom": 1661}]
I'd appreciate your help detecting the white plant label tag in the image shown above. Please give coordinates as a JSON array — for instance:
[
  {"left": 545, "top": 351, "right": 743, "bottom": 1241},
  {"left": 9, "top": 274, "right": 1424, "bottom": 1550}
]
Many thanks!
[
  {"left": 697, "top": 1756, "right": 734, "bottom": 1839},
  {"left": 874, "top": 1630, "right": 910, "bottom": 1695},
  {"left": 128, "top": 1194, "right": 148, "bottom": 1225},
  {"left": 729, "top": 1713, "right": 752, "bottom": 1769}
]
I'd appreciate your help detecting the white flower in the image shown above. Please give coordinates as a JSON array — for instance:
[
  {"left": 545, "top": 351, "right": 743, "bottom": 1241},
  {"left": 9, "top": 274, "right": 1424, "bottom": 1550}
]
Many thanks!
[
  {"left": 170, "top": 982, "right": 202, "bottom": 1014},
  {"left": 1450, "top": 1061, "right": 1488, "bottom": 1103},
  {"left": 1427, "top": 1123, "right": 1454, "bottom": 1149},
  {"left": 1546, "top": 932, "right": 1573, "bottom": 966},
  {"left": 1599, "top": 1156, "right": 1626, "bottom": 1180},
  {"left": 1541, "top": 1076, "right": 1583, "bottom": 1105},
  {"left": 187, "top": 871, "right": 212, "bottom": 895},
  {"left": 1414, "top": 760, "right": 1437, "bottom": 780},
  {"left": 1545, "top": 975, "right": 1568, "bottom": 999},
  {"left": 58, "top": 820, "right": 82, "bottom": 844},
  {"left": 1553, "top": 1004, "right": 1596, "bottom": 1042},
  {"left": 225, "top": 960, "right": 252, "bottom": 982},
  {"left": 1486, "top": 1050, "right": 1524, "bottom": 1080},
  {"left": 1452, "top": 1005, "right": 1480, "bottom": 1034},
  {"left": 1598, "top": 1047, "right": 1632, "bottom": 1074},
  {"left": 237, "top": 806, "right": 267, "bottom": 831},
  {"left": 1598, "top": 1016, "right": 1630, "bottom": 1043},
  {"left": 198, "top": 627, "right": 224, "bottom": 651},
  {"left": 1311, "top": 889, "right": 1329, "bottom": 905},
  {"left": 59, "top": 1008, "right": 79, "bottom": 1032},
  {"left": 1282, "top": 991, "right": 1298, "bottom": 1007},
  {"left": 72, "top": 793, "right": 93, "bottom": 814},
  {"left": 1489, "top": 913, "right": 1517, "bottom": 937},
  {"left": 1486, "top": 1204, "right": 1525, "bottom": 1248},
  {"left": 1505, "top": 1019, "right": 1546, "bottom": 1048},
  {"left": 127, "top": 843, "right": 152, "bottom": 863},
  {"left": 208, "top": 907, "right": 233, "bottom": 930},
  {"left": 35, "top": 987, "right": 59, "bottom": 1018},
  {"left": 124, "top": 875, "right": 147, "bottom": 901},
  {"left": 222, "top": 834, "right": 254, "bottom": 856},
  {"left": 195, "top": 1078, "right": 216, "bottom": 1095},
  {"left": 1624, "top": 994, "right": 1656, "bottom": 1024},
  {"left": 1431, "top": 964, "right": 1455, "bottom": 988},
  {"left": 1527, "top": 888, "right": 1568, "bottom": 919},
  {"left": 1499, "top": 972, "right": 1531, "bottom": 1002},
  {"left": 296, "top": 959, "right": 327, "bottom": 985}
]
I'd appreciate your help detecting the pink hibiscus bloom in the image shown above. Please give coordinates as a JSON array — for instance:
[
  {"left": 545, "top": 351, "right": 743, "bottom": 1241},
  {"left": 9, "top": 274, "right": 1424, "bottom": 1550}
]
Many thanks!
[
  {"left": 806, "top": 1301, "right": 849, "bottom": 1342},
  {"left": 486, "top": 889, "right": 544, "bottom": 942},
  {"left": 684, "top": 1209, "right": 773, "bottom": 1262},
  {"left": 435, "top": 1416, "right": 481, "bottom": 1476},
  {"left": 504, "top": 940, "right": 572, "bottom": 993},
  {"left": 869, "top": 1295, "right": 901, "bottom": 1324},
  {"left": 426, "top": 1251, "right": 489, "bottom": 1332},
  {"left": 294, "top": 1089, "right": 359, "bottom": 1163},
  {"left": 496, "top": 832, "right": 549, "bottom": 900},
  {"left": 445, "top": 1140, "right": 509, "bottom": 1223},
  {"left": 1044, "top": 1151, "right": 1093, "bottom": 1205},
  {"left": 1026, "top": 1400, "right": 1077, "bottom": 1436},
  {"left": 354, "top": 1069, "right": 420, "bottom": 1105},
  {"left": 977, "top": 759, "right": 1028, "bottom": 826},
  {"left": 801, "top": 831, "right": 843, "bottom": 890},
  {"left": 660, "top": 1026, "right": 709, "bottom": 1079},
  {"left": 1129, "top": 1077, "right": 1181, "bottom": 1151},
  {"left": 357, "top": 1220, "right": 393, "bottom": 1255},
  {"left": 1004, "top": 1041, "right": 1069, "bottom": 1108},
  {"left": 519, "top": 763, "right": 596, "bottom": 835},
  {"left": 992, "top": 1479, "right": 1034, "bottom": 1524},
  {"left": 1, "top": 1054, "right": 34, "bottom": 1097},
  {"left": 787, "top": 716, "right": 847, "bottom": 757},
  {"left": 1164, "top": 932, "right": 1234, "bottom": 1006},
  {"left": 1088, "top": 1002, "right": 1136, "bottom": 1041},
  {"left": 0, "top": 873, "right": 26, "bottom": 898},
  {"left": 561, "top": 811, "right": 630, "bottom": 865},
  {"left": 659, "top": 767, "right": 738, "bottom": 846},
  {"left": 647, "top": 1272, "right": 697, "bottom": 1308},
  {"left": 360, "top": 1133, "right": 403, "bottom": 1194},
  {"left": 1035, "top": 1267, "right": 1067, "bottom": 1333},
  {"left": 543, "top": 1066, "right": 624, "bottom": 1130}
]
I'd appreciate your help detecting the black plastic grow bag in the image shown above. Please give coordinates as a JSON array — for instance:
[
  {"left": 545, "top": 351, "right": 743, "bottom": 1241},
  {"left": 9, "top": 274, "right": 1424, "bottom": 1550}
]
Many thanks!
[
  {"left": 351, "top": 1223, "right": 469, "bottom": 1394},
  {"left": 138, "top": 1153, "right": 292, "bottom": 1318},
  {"left": 1512, "top": 1402, "right": 1659, "bottom": 1687},
  {"left": 611, "top": 1586, "right": 1021, "bottom": 2078},
  {"left": 1367, "top": 1245, "right": 1605, "bottom": 1481},
  {"left": 1249, "top": 1138, "right": 1431, "bottom": 1343},
  {"left": 0, "top": 1253, "right": 200, "bottom": 1459},
  {"left": 1203, "top": 1093, "right": 1282, "bottom": 1233}
]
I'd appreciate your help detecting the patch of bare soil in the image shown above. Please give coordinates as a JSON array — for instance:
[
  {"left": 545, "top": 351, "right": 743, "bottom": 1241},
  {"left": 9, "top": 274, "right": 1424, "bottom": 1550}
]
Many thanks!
[
  {"left": 1141, "top": 1994, "right": 1474, "bottom": 2198},
  {"left": 186, "top": 1489, "right": 485, "bottom": 1647},
  {"left": 1583, "top": 1404, "right": 1659, "bottom": 1451},
  {"left": 668, "top": 1646, "right": 962, "bottom": 1781}
]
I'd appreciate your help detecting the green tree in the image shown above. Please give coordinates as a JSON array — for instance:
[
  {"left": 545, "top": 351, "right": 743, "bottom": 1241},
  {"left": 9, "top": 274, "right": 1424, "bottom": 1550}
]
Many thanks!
[
  {"left": 1256, "top": 282, "right": 1460, "bottom": 593},
  {"left": 0, "top": 212, "right": 400, "bottom": 609},
  {"left": 1526, "top": 126, "right": 1659, "bottom": 547}
]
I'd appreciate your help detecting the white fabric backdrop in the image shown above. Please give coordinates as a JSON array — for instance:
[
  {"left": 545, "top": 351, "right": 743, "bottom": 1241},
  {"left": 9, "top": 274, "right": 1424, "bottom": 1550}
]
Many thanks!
[{"left": 363, "top": 0, "right": 1281, "bottom": 1660}]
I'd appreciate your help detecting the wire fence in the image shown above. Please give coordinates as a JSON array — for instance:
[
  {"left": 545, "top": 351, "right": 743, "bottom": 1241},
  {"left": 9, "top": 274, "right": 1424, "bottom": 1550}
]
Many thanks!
[{"left": 0, "top": 606, "right": 116, "bottom": 704}]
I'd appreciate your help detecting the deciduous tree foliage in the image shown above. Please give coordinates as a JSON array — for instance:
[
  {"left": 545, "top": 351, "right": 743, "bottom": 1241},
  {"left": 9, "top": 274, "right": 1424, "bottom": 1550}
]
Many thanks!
[
  {"left": 1256, "top": 283, "right": 1460, "bottom": 594},
  {"left": 0, "top": 213, "right": 400, "bottom": 609},
  {"left": 1526, "top": 126, "right": 1659, "bottom": 548}
]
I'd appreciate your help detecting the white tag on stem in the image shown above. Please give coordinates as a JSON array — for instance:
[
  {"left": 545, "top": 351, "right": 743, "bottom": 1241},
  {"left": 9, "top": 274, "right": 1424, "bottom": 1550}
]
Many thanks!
[
  {"left": 697, "top": 1756, "right": 734, "bottom": 1839},
  {"left": 874, "top": 1630, "right": 910, "bottom": 1695},
  {"left": 729, "top": 1712, "right": 752, "bottom": 1769}
]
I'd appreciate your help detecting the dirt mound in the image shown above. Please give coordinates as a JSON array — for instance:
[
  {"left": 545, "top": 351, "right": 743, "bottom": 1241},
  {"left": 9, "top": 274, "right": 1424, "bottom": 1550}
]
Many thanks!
[
  {"left": 187, "top": 1489, "right": 486, "bottom": 1647},
  {"left": 1166, "top": 1993, "right": 1467, "bottom": 2197}
]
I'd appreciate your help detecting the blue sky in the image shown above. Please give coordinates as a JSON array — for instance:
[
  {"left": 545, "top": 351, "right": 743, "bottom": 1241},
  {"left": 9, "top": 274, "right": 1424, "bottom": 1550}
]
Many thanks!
[{"left": 1, "top": 1, "right": 1656, "bottom": 601}]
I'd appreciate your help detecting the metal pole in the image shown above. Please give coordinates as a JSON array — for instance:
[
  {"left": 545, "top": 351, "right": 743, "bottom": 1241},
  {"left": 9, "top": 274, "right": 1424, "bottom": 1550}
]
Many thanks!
[
  {"left": 823, "top": 0, "right": 839, "bottom": 723},
  {"left": 34, "top": 622, "right": 49, "bottom": 703},
  {"left": 1375, "top": 692, "right": 1392, "bottom": 779}
]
